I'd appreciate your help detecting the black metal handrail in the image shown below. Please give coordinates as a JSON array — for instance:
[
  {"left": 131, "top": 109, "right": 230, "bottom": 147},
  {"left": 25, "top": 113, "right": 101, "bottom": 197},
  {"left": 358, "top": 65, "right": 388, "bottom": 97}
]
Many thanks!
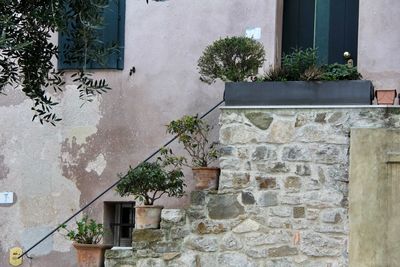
[{"left": 19, "top": 98, "right": 224, "bottom": 259}]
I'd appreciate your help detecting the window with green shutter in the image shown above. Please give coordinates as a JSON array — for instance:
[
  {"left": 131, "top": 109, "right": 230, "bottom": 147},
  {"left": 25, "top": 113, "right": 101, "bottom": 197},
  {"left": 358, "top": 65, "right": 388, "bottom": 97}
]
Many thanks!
[
  {"left": 282, "top": 0, "right": 359, "bottom": 65},
  {"left": 58, "top": 0, "right": 125, "bottom": 70}
]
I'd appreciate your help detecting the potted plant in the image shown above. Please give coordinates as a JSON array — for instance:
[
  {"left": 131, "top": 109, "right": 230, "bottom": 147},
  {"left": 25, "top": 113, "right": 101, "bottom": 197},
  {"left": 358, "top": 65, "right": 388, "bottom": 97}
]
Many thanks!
[
  {"left": 198, "top": 38, "right": 374, "bottom": 105},
  {"left": 60, "top": 216, "right": 111, "bottom": 267},
  {"left": 115, "top": 161, "right": 185, "bottom": 229},
  {"left": 165, "top": 115, "right": 220, "bottom": 190},
  {"left": 375, "top": 89, "right": 397, "bottom": 105}
]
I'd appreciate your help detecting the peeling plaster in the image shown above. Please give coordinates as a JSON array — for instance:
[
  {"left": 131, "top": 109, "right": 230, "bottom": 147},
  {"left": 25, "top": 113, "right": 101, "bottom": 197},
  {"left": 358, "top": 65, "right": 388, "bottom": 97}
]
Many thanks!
[
  {"left": 0, "top": 87, "right": 102, "bottom": 262},
  {"left": 85, "top": 153, "right": 107, "bottom": 176}
]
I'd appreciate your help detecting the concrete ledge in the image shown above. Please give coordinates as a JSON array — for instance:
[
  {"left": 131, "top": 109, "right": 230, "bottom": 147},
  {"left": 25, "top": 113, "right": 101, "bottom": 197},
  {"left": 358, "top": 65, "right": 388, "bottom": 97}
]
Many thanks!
[{"left": 221, "top": 105, "right": 400, "bottom": 109}]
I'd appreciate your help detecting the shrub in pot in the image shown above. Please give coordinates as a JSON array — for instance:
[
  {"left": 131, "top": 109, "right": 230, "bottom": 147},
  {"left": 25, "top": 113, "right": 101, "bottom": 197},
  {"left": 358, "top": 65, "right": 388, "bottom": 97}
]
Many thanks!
[
  {"left": 197, "top": 36, "right": 265, "bottom": 84},
  {"left": 165, "top": 115, "right": 220, "bottom": 190},
  {"left": 115, "top": 161, "right": 185, "bottom": 229},
  {"left": 60, "top": 216, "right": 111, "bottom": 267}
]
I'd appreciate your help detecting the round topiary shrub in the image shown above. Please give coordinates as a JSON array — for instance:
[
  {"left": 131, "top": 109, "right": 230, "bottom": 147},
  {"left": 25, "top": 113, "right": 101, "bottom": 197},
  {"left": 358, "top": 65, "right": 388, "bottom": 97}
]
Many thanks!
[{"left": 198, "top": 36, "right": 265, "bottom": 84}]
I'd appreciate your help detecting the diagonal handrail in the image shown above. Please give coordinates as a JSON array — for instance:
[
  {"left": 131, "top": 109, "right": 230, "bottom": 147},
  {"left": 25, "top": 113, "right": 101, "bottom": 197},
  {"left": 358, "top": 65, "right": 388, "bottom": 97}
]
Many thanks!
[{"left": 19, "top": 98, "right": 224, "bottom": 259}]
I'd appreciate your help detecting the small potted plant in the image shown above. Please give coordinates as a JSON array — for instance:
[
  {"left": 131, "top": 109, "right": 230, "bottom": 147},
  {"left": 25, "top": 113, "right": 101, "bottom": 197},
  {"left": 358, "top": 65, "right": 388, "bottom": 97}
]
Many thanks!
[
  {"left": 116, "top": 160, "right": 185, "bottom": 229},
  {"left": 60, "top": 216, "right": 111, "bottom": 267},
  {"left": 166, "top": 115, "right": 220, "bottom": 190}
]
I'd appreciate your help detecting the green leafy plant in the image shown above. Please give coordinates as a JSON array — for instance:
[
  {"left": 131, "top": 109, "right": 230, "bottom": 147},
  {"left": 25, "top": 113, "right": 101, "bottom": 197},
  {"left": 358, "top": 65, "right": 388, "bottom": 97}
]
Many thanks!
[
  {"left": 281, "top": 48, "right": 317, "bottom": 80},
  {"left": 115, "top": 161, "right": 185, "bottom": 205},
  {"left": 60, "top": 216, "right": 104, "bottom": 244},
  {"left": 321, "top": 63, "right": 362, "bottom": 80},
  {"left": 198, "top": 36, "right": 265, "bottom": 84},
  {"left": 166, "top": 115, "right": 219, "bottom": 168},
  {"left": 263, "top": 67, "right": 288, "bottom": 82},
  {"left": 300, "top": 66, "right": 324, "bottom": 81},
  {"left": 0, "top": 0, "right": 118, "bottom": 125},
  {"left": 261, "top": 48, "right": 361, "bottom": 82}
]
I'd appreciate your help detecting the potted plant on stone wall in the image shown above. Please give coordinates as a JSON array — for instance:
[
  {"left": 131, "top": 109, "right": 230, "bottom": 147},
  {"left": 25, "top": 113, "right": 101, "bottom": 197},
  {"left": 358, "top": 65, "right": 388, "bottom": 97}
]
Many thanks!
[
  {"left": 60, "top": 216, "right": 111, "bottom": 267},
  {"left": 165, "top": 115, "right": 220, "bottom": 190},
  {"left": 115, "top": 161, "right": 185, "bottom": 229},
  {"left": 198, "top": 37, "right": 374, "bottom": 105}
]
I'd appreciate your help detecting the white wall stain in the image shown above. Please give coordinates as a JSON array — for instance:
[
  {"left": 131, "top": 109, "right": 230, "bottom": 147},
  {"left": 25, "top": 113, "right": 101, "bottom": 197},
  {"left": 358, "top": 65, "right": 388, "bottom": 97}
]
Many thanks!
[{"left": 85, "top": 153, "right": 107, "bottom": 176}]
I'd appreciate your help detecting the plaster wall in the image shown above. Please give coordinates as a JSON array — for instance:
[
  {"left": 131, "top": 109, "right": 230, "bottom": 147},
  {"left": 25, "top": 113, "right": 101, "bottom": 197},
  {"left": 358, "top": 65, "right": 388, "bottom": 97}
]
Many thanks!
[
  {"left": 358, "top": 0, "right": 400, "bottom": 91},
  {"left": 0, "top": 1, "right": 279, "bottom": 266}
]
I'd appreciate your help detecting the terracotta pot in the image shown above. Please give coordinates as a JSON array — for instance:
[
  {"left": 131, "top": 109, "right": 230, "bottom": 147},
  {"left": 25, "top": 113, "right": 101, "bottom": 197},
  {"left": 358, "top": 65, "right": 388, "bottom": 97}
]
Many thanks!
[
  {"left": 375, "top": 89, "right": 397, "bottom": 105},
  {"left": 192, "top": 167, "right": 220, "bottom": 190},
  {"left": 73, "top": 243, "right": 112, "bottom": 267},
  {"left": 135, "top": 205, "right": 163, "bottom": 229}
]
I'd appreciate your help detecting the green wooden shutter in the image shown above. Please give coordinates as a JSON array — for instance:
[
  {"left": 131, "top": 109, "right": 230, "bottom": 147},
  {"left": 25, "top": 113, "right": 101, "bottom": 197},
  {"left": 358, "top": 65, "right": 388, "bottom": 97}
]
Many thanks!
[
  {"left": 58, "top": 0, "right": 125, "bottom": 70},
  {"left": 328, "top": 0, "right": 359, "bottom": 65},
  {"left": 282, "top": 0, "right": 359, "bottom": 65},
  {"left": 282, "top": 0, "right": 315, "bottom": 55}
]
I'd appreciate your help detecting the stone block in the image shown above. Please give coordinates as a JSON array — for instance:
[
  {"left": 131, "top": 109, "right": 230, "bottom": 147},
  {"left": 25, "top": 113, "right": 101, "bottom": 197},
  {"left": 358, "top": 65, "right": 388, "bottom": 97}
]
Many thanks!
[
  {"left": 153, "top": 241, "right": 181, "bottom": 253},
  {"left": 190, "top": 191, "right": 206, "bottom": 206},
  {"left": 315, "top": 113, "right": 326, "bottom": 123},
  {"left": 161, "top": 209, "right": 185, "bottom": 224},
  {"left": 293, "top": 207, "right": 305, "bottom": 218},
  {"left": 220, "top": 157, "right": 242, "bottom": 171},
  {"left": 220, "top": 146, "right": 236, "bottom": 156},
  {"left": 303, "top": 190, "right": 343, "bottom": 208},
  {"left": 256, "top": 162, "right": 290, "bottom": 173},
  {"left": 132, "top": 229, "right": 164, "bottom": 243},
  {"left": 279, "top": 194, "right": 302, "bottom": 205},
  {"left": 300, "top": 232, "right": 342, "bottom": 256},
  {"left": 245, "top": 112, "right": 273, "bottom": 130},
  {"left": 258, "top": 192, "right": 278, "bottom": 207},
  {"left": 162, "top": 252, "right": 180, "bottom": 261},
  {"left": 328, "top": 112, "right": 343, "bottom": 123},
  {"left": 295, "top": 114, "right": 308, "bottom": 127},
  {"left": 245, "top": 247, "right": 268, "bottom": 258},
  {"left": 269, "top": 120, "right": 295, "bottom": 143},
  {"left": 245, "top": 230, "right": 291, "bottom": 246},
  {"left": 232, "top": 219, "right": 260, "bottom": 233},
  {"left": 251, "top": 146, "right": 277, "bottom": 161},
  {"left": 295, "top": 164, "right": 311, "bottom": 176},
  {"left": 185, "top": 236, "right": 218, "bottom": 252},
  {"left": 220, "top": 233, "right": 243, "bottom": 251},
  {"left": 306, "top": 209, "right": 320, "bottom": 220},
  {"left": 241, "top": 191, "right": 255, "bottom": 205},
  {"left": 218, "top": 252, "right": 257, "bottom": 267},
  {"left": 320, "top": 209, "right": 344, "bottom": 224},
  {"left": 282, "top": 145, "right": 312, "bottom": 162},
  {"left": 170, "top": 227, "right": 190, "bottom": 240},
  {"left": 313, "top": 145, "right": 344, "bottom": 164},
  {"left": 186, "top": 208, "right": 206, "bottom": 221},
  {"left": 284, "top": 176, "right": 302, "bottom": 191},
  {"left": 268, "top": 246, "right": 298, "bottom": 257},
  {"left": 194, "top": 220, "right": 227, "bottom": 235},
  {"left": 207, "top": 194, "right": 245, "bottom": 219},
  {"left": 269, "top": 206, "right": 292, "bottom": 217},
  {"left": 136, "top": 258, "right": 165, "bottom": 267},
  {"left": 257, "top": 177, "right": 277, "bottom": 189},
  {"left": 268, "top": 217, "right": 292, "bottom": 229},
  {"left": 105, "top": 249, "right": 133, "bottom": 259}
]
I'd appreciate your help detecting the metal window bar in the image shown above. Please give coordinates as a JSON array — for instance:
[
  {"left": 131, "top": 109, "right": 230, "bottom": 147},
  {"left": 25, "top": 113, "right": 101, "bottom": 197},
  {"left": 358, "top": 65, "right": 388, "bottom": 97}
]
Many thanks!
[
  {"left": 19, "top": 98, "right": 224, "bottom": 259},
  {"left": 110, "top": 202, "right": 135, "bottom": 246}
]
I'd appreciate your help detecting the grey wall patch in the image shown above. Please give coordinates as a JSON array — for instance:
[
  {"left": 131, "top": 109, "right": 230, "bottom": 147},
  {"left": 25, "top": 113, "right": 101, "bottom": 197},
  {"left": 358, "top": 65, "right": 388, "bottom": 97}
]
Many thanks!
[{"left": 0, "top": 155, "right": 9, "bottom": 180}]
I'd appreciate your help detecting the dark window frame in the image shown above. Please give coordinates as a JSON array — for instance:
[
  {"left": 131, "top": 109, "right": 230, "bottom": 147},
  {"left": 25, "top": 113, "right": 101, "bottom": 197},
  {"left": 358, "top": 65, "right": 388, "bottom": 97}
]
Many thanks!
[{"left": 57, "top": 0, "right": 125, "bottom": 70}]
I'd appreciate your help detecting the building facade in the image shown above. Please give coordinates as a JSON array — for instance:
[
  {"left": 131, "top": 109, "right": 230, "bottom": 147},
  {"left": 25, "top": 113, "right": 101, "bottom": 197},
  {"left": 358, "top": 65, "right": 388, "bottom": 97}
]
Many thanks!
[{"left": 1, "top": 0, "right": 400, "bottom": 266}]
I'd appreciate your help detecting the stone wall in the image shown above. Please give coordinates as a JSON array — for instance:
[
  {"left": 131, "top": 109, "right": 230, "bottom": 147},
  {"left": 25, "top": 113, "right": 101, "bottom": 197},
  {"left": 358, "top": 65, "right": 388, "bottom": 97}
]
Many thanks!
[{"left": 105, "top": 107, "right": 400, "bottom": 267}]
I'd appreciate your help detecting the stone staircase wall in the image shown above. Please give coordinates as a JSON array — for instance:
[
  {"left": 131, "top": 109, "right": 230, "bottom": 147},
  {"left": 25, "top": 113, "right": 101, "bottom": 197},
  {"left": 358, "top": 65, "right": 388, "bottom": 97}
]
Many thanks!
[{"left": 105, "top": 107, "right": 400, "bottom": 267}]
